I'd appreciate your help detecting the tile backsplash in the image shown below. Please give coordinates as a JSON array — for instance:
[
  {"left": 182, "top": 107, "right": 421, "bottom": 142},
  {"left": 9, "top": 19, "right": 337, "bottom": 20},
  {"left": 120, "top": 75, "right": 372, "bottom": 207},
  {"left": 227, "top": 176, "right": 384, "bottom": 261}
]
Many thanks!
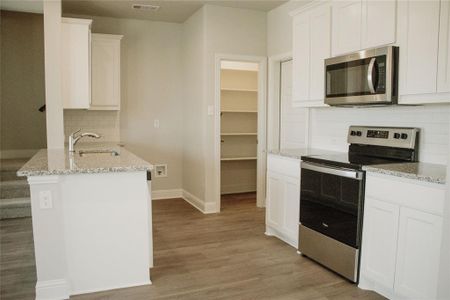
[
  {"left": 309, "top": 105, "right": 450, "bottom": 164},
  {"left": 64, "top": 110, "right": 120, "bottom": 143}
]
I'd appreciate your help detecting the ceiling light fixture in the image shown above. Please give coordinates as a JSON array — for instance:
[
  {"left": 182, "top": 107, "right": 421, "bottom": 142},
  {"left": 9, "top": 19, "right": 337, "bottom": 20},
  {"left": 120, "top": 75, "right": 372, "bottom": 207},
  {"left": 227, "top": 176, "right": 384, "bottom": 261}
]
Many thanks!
[{"left": 132, "top": 4, "right": 160, "bottom": 11}]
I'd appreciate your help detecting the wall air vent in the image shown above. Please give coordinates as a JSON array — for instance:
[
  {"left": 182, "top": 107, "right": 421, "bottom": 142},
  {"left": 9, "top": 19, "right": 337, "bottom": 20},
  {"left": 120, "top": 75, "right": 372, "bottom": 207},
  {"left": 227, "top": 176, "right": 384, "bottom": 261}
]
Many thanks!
[{"left": 132, "top": 4, "right": 160, "bottom": 11}]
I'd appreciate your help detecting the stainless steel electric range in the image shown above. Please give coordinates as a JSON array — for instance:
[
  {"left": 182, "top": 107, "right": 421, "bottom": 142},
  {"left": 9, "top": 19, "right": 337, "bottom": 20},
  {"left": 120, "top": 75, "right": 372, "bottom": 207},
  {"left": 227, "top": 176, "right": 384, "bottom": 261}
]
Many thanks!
[{"left": 298, "top": 126, "right": 420, "bottom": 283}]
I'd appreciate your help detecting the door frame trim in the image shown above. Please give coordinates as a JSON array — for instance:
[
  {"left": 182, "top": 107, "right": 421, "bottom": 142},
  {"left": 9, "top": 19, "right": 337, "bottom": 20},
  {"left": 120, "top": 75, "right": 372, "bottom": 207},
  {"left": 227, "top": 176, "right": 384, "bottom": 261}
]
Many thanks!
[
  {"left": 267, "top": 52, "right": 293, "bottom": 152},
  {"left": 214, "top": 53, "right": 267, "bottom": 210}
]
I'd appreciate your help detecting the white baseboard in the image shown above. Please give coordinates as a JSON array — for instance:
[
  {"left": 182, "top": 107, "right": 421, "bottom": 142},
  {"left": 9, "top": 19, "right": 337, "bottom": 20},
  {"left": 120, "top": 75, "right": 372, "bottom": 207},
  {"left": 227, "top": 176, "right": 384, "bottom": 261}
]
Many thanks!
[
  {"left": 152, "top": 189, "right": 183, "bottom": 200},
  {"left": 265, "top": 225, "right": 297, "bottom": 248},
  {"left": 181, "top": 190, "right": 206, "bottom": 213},
  {"left": 0, "top": 149, "right": 39, "bottom": 159},
  {"left": 149, "top": 187, "right": 218, "bottom": 214},
  {"left": 35, "top": 279, "right": 70, "bottom": 300},
  {"left": 204, "top": 201, "right": 219, "bottom": 214},
  {"left": 221, "top": 184, "right": 256, "bottom": 195},
  {"left": 71, "top": 280, "right": 152, "bottom": 297}
]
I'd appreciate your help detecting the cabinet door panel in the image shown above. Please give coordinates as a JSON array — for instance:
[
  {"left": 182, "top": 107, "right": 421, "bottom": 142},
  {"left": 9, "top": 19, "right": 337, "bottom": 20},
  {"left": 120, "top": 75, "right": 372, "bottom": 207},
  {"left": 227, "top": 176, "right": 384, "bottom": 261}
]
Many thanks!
[
  {"left": 61, "top": 22, "right": 91, "bottom": 109},
  {"left": 361, "top": 0, "right": 396, "bottom": 49},
  {"left": 309, "top": 4, "right": 331, "bottom": 101},
  {"left": 438, "top": 0, "right": 450, "bottom": 93},
  {"left": 332, "top": 0, "right": 362, "bottom": 56},
  {"left": 266, "top": 172, "right": 285, "bottom": 228},
  {"left": 91, "top": 36, "right": 121, "bottom": 110},
  {"left": 292, "top": 15, "right": 310, "bottom": 105},
  {"left": 394, "top": 208, "right": 443, "bottom": 299},
  {"left": 361, "top": 197, "right": 399, "bottom": 289},
  {"left": 397, "top": 0, "right": 440, "bottom": 96},
  {"left": 283, "top": 175, "right": 300, "bottom": 238}
]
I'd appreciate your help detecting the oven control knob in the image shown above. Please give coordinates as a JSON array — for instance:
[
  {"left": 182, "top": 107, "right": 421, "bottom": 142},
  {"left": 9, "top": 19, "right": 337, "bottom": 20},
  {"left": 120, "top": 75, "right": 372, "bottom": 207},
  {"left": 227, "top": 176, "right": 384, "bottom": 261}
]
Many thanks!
[
  {"left": 401, "top": 133, "right": 408, "bottom": 139},
  {"left": 350, "top": 130, "right": 357, "bottom": 136},
  {"left": 394, "top": 133, "right": 401, "bottom": 139},
  {"left": 356, "top": 131, "right": 362, "bottom": 136}
]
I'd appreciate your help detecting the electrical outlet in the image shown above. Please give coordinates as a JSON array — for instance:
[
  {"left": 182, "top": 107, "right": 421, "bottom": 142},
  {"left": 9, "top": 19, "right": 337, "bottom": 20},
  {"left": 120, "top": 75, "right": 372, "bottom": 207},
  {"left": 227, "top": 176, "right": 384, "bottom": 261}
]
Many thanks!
[
  {"left": 154, "top": 119, "right": 160, "bottom": 129},
  {"left": 39, "top": 190, "right": 53, "bottom": 209},
  {"left": 154, "top": 164, "right": 167, "bottom": 178}
]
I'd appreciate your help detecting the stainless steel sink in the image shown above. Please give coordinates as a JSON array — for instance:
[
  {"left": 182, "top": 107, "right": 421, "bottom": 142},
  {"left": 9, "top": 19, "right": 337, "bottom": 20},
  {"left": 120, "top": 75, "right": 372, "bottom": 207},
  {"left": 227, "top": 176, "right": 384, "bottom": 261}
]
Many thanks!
[{"left": 79, "top": 149, "right": 120, "bottom": 157}]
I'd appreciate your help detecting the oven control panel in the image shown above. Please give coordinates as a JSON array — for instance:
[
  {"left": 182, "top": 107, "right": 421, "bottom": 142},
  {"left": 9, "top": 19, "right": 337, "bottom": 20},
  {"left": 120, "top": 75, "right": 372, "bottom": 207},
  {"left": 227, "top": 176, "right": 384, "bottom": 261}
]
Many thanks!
[{"left": 348, "top": 126, "right": 419, "bottom": 149}]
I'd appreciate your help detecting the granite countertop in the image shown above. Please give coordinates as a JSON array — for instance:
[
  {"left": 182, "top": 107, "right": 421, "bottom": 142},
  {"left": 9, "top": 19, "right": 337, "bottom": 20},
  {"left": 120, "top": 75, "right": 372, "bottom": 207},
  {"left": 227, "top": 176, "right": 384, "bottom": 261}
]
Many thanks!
[
  {"left": 363, "top": 162, "right": 446, "bottom": 185},
  {"left": 268, "top": 148, "right": 345, "bottom": 160},
  {"left": 17, "top": 143, "right": 153, "bottom": 177}
]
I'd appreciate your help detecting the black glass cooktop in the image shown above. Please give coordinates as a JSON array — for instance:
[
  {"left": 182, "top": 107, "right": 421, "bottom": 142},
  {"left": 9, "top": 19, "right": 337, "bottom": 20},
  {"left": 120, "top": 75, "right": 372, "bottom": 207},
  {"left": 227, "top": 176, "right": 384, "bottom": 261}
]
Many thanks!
[
  {"left": 301, "top": 153, "right": 403, "bottom": 170},
  {"left": 302, "top": 143, "right": 417, "bottom": 170}
]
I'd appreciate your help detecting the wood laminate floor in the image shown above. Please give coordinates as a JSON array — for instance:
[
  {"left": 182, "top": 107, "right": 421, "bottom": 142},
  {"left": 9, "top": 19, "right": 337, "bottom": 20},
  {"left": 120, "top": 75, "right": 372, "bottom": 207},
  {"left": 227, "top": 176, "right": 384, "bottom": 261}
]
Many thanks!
[{"left": 0, "top": 193, "right": 384, "bottom": 299}]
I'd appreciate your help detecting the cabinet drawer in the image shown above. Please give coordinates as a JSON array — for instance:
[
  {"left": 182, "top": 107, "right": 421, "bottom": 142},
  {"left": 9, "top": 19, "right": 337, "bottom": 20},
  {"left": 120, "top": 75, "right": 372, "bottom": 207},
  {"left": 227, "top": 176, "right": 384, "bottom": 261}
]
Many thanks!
[
  {"left": 365, "top": 173, "right": 445, "bottom": 216},
  {"left": 267, "top": 155, "right": 300, "bottom": 178}
]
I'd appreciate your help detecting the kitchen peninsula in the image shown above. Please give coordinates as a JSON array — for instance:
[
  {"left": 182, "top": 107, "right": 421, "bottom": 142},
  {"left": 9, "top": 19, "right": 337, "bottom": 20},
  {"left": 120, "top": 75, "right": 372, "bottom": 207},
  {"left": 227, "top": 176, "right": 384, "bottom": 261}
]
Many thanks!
[{"left": 17, "top": 143, "right": 153, "bottom": 300}]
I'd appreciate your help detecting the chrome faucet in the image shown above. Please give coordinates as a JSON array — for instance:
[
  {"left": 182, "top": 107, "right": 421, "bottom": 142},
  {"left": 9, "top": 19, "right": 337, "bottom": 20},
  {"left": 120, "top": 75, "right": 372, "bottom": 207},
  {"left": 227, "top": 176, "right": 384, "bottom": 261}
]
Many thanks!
[{"left": 68, "top": 129, "right": 101, "bottom": 152}]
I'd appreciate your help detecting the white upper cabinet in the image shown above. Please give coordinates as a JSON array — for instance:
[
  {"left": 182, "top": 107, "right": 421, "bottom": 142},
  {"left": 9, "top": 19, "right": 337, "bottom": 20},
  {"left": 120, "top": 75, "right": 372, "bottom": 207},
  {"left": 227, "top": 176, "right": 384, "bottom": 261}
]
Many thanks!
[
  {"left": 332, "top": 0, "right": 362, "bottom": 56},
  {"left": 332, "top": 0, "right": 397, "bottom": 56},
  {"left": 397, "top": 0, "right": 441, "bottom": 102},
  {"left": 309, "top": 5, "right": 332, "bottom": 102},
  {"left": 61, "top": 18, "right": 92, "bottom": 109},
  {"left": 90, "top": 34, "right": 123, "bottom": 110},
  {"left": 361, "top": 0, "right": 396, "bottom": 49},
  {"left": 292, "top": 14, "right": 310, "bottom": 105},
  {"left": 292, "top": 2, "right": 331, "bottom": 107},
  {"left": 438, "top": 0, "right": 450, "bottom": 93}
]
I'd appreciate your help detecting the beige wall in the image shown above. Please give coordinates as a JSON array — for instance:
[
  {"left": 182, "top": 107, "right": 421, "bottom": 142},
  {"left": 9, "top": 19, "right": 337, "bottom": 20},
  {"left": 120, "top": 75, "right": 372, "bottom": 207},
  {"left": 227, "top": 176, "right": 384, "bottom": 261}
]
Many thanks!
[
  {"left": 97, "top": 16, "right": 183, "bottom": 191},
  {"left": 181, "top": 7, "right": 207, "bottom": 201},
  {"left": 267, "top": 0, "right": 311, "bottom": 57},
  {"left": 65, "top": 15, "right": 184, "bottom": 191},
  {"left": 0, "top": 10, "right": 47, "bottom": 152},
  {"left": 180, "top": 5, "right": 267, "bottom": 208},
  {"left": 204, "top": 5, "right": 267, "bottom": 207}
]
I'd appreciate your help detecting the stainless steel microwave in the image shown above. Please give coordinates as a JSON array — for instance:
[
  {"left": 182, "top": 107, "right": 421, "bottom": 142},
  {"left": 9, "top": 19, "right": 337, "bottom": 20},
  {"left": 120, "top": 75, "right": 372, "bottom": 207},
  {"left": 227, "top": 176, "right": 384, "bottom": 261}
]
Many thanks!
[{"left": 325, "top": 46, "right": 398, "bottom": 106}]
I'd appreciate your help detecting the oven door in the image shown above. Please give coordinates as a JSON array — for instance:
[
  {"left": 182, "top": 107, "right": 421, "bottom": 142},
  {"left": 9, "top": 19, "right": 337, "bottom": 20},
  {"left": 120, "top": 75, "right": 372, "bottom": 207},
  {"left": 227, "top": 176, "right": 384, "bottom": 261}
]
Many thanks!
[
  {"left": 300, "top": 161, "right": 364, "bottom": 248},
  {"left": 324, "top": 46, "right": 397, "bottom": 106}
]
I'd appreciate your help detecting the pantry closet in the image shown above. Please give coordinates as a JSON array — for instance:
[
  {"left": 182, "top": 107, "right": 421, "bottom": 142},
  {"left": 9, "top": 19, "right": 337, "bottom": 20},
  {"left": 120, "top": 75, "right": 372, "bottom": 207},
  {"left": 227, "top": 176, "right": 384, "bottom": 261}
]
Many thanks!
[{"left": 220, "top": 61, "right": 259, "bottom": 197}]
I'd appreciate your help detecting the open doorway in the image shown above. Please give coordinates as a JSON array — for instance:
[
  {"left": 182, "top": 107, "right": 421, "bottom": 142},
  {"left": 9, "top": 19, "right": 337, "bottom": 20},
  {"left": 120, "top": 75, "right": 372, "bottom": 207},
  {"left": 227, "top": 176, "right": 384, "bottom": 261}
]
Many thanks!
[
  {"left": 267, "top": 54, "right": 309, "bottom": 154},
  {"left": 219, "top": 61, "right": 259, "bottom": 208},
  {"left": 0, "top": 10, "right": 47, "bottom": 220}
]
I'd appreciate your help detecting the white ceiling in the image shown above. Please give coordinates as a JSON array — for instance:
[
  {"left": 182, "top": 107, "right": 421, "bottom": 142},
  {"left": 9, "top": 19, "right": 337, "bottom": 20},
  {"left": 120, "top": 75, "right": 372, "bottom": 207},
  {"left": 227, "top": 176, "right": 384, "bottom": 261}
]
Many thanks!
[{"left": 62, "top": 0, "right": 288, "bottom": 23}]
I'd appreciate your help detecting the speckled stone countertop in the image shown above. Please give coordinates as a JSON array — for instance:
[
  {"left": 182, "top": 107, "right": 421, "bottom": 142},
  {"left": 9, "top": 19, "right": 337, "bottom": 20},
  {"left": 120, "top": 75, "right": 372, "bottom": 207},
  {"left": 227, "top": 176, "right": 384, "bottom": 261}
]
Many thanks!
[
  {"left": 17, "top": 143, "right": 153, "bottom": 177},
  {"left": 364, "top": 162, "right": 446, "bottom": 185},
  {"left": 268, "top": 148, "right": 345, "bottom": 160}
]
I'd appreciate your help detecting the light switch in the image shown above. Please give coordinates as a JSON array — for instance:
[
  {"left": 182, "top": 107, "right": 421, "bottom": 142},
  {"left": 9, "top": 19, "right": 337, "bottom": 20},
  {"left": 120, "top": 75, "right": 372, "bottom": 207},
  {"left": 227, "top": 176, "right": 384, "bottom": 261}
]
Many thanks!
[
  {"left": 39, "top": 190, "right": 53, "bottom": 209},
  {"left": 207, "top": 105, "right": 214, "bottom": 116},
  {"left": 154, "top": 119, "right": 160, "bottom": 129}
]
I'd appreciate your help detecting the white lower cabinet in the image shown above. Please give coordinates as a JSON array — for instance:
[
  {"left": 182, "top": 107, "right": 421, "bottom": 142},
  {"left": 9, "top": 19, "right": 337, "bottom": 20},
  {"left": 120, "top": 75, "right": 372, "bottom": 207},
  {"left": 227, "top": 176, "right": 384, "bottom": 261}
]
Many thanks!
[
  {"left": 360, "top": 173, "right": 445, "bottom": 300},
  {"left": 394, "top": 208, "right": 443, "bottom": 299},
  {"left": 361, "top": 197, "right": 399, "bottom": 290},
  {"left": 265, "top": 155, "right": 300, "bottom": 247}
]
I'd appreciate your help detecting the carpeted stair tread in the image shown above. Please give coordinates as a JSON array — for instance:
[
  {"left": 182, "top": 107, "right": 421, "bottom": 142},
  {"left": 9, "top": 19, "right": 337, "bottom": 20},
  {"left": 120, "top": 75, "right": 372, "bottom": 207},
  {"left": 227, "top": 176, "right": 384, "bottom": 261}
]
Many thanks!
[
  {"left": 0, "top": 158, "right": 28, "bottom": 172},
  {"left": 0, "top": 180, "right": 30, "bottom": 199}
]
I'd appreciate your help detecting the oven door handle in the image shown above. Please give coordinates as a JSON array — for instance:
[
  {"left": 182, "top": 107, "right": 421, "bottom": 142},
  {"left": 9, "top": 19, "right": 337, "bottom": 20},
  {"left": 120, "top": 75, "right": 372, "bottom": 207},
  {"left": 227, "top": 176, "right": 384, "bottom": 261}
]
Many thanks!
[{"left": 301, "top": 162, "right": 364, "bottom": 180}]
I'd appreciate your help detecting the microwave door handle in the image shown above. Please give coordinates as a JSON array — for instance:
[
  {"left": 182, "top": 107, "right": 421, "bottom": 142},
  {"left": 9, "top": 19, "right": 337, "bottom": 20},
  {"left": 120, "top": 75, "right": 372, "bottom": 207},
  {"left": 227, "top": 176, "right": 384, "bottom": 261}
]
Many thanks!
[{"left": 367, "top": 57, "right": 377, "bottom": 93}]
